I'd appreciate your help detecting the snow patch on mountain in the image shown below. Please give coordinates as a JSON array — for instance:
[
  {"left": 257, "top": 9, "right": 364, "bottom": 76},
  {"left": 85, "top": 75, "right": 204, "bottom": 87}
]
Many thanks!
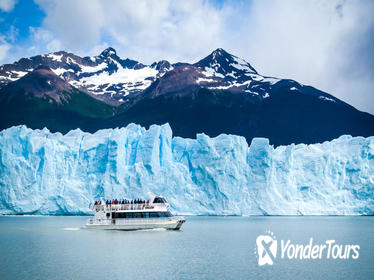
[
  {"left": 196, "top": 77, "right": 216, "bottom": 84},
  {"left": 262, "top": 77, "right": 280, "bottom": 85},
  {"left": 319, "top": 96, "right": 336, "bottom": 102},
  {"left": 47, "top": 53, "right": 64, "bottom": 62},
  {"left": 231, "top": 55, "right": 255, "bottom": 73},
  {"left": 79, "top": 62, "right": 108, "bottom": 73},
  {"left": 52, "top": 68, "right": 74, "bottom": 76},
  {"left": 202, "top": 67, "right": 225, "bottom": 78},
  {"left": 78, "top": 66, "right": 158, "bottom": 95},
  {"left": 3, "top": 70, "right": 28, "bottom": 81}
]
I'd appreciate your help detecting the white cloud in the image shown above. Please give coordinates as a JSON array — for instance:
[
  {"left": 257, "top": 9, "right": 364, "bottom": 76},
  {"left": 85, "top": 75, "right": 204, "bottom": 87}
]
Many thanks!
[
  {"left": 7, "top": 25, "right": 18, "bottom": 43},
  {"left": 34, "top": 0, "right": 223, "bottom": 62},
  {"left": 29, "top": 26, "right": 62, "bottom": 52},
  {"left": 0, "top": 43, "right": 11, "bottom": 62},
  {"left": 0, "top": 0, "right": 16, "bottom": 12},
  {"left": 227, "top": 0, "right": 374, "bottom": 114},
  {"left": 35, "top": 0, "right": 104, "bottom": 52},
  {"left": 0, "top": 36, "right": 11, "bottom": 63}
]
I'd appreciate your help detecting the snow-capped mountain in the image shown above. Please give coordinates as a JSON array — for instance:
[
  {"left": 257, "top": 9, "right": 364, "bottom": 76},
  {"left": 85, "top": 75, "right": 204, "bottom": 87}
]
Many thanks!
[
  {"left": 0, "top": 65, "right": 116, "bottom": 133},
  {"left": 0, "top": 47, "right": 302, "bottom": 103},
  {"left": 0, "top": 47, "right": 173, "bottom": 103},
  {"left": 0, "top": 46, "right": 339, "bottom": 105},
  {"left": 0, "top": 47, "right": 374, "bottom": 146},
  {"left": 194, "top": 48, "right": 257, "bottom": 79}
]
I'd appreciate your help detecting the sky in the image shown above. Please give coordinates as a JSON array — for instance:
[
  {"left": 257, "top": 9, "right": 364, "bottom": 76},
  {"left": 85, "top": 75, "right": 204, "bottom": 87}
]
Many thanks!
[{"left": 0, "top": 0, "right": 373, "bottom": 114}]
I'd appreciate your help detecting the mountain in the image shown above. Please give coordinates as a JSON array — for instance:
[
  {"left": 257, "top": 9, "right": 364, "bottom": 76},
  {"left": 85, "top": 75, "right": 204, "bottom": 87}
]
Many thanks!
[
  {"left": 0, "top": 48, "right": 373, "bottom": 145},
  {"left": 0, "top": 65, "right": 116, "bottom": 133},
  {"left": 0, "top": 47, "right": 173, "bottom": 103},
  {"left": 106, "top": 49, "right": 374, "bottom": 146},
  {"left": 194, "top": 48, "right": 257, "bottom": 80}
]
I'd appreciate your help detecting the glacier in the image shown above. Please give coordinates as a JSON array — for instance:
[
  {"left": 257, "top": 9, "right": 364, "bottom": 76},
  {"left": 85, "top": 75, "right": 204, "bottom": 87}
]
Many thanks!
[{"left": 0, "top": 124, "right": 373, "bottom": 215}]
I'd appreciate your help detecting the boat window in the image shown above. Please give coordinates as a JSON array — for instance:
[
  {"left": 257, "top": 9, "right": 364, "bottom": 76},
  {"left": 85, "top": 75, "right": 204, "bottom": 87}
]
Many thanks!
[
  {"left": 147, "top": 212, "right": 172, "bottom": 218},
  {"left": 149, "top": 212, "right": 159, "bottom": 218},
  {"left": 111, "top": 212, "right": 171, "bottom": 219},
  {"left": 115, "top": 213, "right": 127, "bottom": 219},
  {"left": 152, "top": 197, "right": 167, "bottom": 204},
  {"left": 125, "top": 213, "right": 133, "bottom": 219},
  {"left": 158, "top": 211, "right": 172, "bottom": 217}
]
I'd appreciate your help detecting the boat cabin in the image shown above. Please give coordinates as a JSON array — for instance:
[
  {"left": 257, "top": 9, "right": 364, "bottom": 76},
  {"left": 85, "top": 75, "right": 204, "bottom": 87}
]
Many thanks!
[{"left": 92, "top": 196, "right": 172, "bottom": 221}]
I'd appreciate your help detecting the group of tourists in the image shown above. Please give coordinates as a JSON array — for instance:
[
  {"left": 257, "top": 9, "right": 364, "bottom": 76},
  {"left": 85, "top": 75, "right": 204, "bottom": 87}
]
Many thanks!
[{"left": 94, "top": 199, "right": 149, "bottom": 205}]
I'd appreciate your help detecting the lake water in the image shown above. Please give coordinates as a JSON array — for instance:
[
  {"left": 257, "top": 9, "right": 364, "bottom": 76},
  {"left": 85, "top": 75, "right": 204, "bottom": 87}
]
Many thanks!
[{"left": 0, "top": 216, "right": 373, "bottom": 280}]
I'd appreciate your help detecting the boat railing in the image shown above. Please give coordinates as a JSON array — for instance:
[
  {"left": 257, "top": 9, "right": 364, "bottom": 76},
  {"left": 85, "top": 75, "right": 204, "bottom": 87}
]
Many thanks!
[
  {"left": 92, "top": 203, "right": 167, "bottom": 212},
  {"left": 87, "top": 216, "right": 185, "bottom": 225}
]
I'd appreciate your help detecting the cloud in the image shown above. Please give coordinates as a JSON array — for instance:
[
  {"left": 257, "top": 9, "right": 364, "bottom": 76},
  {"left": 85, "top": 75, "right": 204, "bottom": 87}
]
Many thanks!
[
  {"left": 7, "top": 25, "right": 18, "bottom": 43},
  {"left": 0, "top": 0, "right": 16, "bottom": 12},
  {"left": 34, "top": 0, "right": 104, "bottom": 52},
  {"left": 34, "top": 0, "right": 223, "bottom": 62},
  {"left": 29, "top": 27, "right": 62, "bottom": 52},
  {"left": 231, "top": 0, "right": 374, "bottom": 114},
  {"left": 0, "top": 36, "right": 11, "bottom": 63}
]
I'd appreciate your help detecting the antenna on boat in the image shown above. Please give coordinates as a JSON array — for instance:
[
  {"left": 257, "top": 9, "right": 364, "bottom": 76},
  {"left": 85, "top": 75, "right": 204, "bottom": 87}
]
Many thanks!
[{"left": 147, "top": 191, "right": 156, "bottom": 200}]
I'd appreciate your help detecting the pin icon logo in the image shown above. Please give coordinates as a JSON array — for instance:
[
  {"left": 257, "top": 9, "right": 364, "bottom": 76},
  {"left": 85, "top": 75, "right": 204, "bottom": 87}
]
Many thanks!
[{"left": 256, "top": 231, "right": 277, "bottom": 266}]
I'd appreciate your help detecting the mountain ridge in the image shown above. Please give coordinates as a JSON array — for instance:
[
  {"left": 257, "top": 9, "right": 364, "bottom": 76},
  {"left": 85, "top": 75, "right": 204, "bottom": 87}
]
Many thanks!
[
  {"left": 0, "top": 47, "right": 373, "bottom": 146},
  {"left": 0, "top": 65, "right": 117, "bottom": 133}
]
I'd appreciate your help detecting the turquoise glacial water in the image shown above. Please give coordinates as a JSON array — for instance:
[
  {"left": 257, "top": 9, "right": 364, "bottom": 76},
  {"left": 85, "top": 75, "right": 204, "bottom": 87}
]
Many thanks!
[{"left": 0, "top": 216, "right": 373, "bottom": 280}]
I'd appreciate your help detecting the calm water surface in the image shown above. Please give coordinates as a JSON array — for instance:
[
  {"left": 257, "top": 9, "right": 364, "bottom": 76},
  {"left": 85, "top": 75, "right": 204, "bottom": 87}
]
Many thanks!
[{"left": 0, "top": 216, "right": 373, "bottom": 280}]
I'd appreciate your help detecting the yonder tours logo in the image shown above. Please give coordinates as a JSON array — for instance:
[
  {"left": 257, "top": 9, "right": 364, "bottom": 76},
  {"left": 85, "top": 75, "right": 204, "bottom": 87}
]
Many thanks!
[{"left": 255, "top": 231, "right": 360, "bottom": 266}]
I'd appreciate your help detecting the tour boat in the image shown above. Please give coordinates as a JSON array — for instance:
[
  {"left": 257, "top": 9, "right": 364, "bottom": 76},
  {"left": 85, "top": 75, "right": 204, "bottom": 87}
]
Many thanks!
[{"left": 86, "top": 195, "right": 185, "bottom": 231}]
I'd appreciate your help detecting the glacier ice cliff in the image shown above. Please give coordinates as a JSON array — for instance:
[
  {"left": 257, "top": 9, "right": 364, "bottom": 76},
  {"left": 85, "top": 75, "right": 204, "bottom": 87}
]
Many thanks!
[{"left": 0, "top": 124, "right": 373, "bottom": 215}]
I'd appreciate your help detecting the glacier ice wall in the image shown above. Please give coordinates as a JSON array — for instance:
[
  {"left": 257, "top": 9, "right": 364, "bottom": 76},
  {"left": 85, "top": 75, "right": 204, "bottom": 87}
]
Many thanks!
[{"left": 0, "top": 124, "right": 373, "bottom": 215}]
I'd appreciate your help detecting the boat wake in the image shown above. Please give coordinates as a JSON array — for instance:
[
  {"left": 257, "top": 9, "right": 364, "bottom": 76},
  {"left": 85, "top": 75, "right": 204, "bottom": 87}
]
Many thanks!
[
  {"left": 138, "top": 228, "right": 167, "bottom": 232},
  {"left": 62, "top": 227, "right": 81, "bottom": 231}
]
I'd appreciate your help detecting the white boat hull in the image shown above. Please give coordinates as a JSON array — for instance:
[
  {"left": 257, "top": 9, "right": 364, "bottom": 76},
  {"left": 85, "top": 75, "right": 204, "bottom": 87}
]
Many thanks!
[{"left": 85, "top": 217, "right": 185, "bottom": 231}]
